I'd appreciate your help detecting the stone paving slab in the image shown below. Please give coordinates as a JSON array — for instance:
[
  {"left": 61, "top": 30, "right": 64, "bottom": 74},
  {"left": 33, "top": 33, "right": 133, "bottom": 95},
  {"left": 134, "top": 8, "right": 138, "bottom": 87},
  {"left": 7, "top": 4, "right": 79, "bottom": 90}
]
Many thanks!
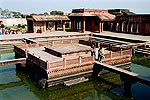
[
  {"left": 47, "top": 43, "right": 91, "bottom": 54},
  {"left": 0, "top": 32, "right": 90, "bottom": 41},
  {"left": 27, "top": 47, "right": 62, "bottom": 62},
  {"left": 94, "top": 31, "right": 150, "bottom": 42}
]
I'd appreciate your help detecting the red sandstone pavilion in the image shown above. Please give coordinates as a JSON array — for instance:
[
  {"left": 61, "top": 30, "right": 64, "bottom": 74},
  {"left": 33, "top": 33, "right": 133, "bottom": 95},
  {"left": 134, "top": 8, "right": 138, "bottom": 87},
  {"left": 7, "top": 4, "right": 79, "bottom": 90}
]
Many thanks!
[{"left": 26, "top": 8, "right": 150, "bottom": 35}]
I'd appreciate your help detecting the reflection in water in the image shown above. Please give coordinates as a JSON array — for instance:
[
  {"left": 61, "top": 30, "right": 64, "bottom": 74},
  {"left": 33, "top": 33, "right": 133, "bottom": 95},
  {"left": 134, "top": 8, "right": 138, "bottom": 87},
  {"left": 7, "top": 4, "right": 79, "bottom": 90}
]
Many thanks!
[
  {"left": 131, "top": 63, "right": 150, "bottom": 78},
  {"left": 0, "top": 63, "right": 130, "bottom": 100},
  {"left": 0, "top": 52, "right": 150, "bottom": 100},
  {"left": 0, "top": 53, "right": 15, "bottom": 61},
  {"left": 111, "top": 63, "right": 150, "bottom": 100}
]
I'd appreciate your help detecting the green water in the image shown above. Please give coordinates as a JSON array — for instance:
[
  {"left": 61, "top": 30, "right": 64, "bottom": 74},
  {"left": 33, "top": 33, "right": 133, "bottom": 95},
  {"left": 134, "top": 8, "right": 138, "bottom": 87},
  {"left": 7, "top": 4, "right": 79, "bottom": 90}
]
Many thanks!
[{"left": 0, "top": 52, "right": 150, "bottom": 100}]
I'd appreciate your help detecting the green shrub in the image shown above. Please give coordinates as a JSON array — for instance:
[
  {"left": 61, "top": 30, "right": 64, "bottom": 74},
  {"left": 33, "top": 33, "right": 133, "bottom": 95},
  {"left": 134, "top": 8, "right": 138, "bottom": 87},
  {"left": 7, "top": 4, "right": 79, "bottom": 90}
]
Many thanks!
[
  {"left": 49, "top": 24, "right": 53, "bottom": 27},
  {"left": 22, "top": 25, "right": 25, "bottom": 28},
  {"left": 1, "top": 24, "right": 5, "bottom": 28},
  {"left": 18, "top": 24, "right": 21, "bottom": 28}
]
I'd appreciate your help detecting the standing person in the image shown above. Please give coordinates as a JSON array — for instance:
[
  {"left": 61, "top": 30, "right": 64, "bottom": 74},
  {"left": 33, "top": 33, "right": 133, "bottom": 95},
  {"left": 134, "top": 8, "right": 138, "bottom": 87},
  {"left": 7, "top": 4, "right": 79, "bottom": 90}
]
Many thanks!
[
  {"left": 98, "top": 46, "right": 105, "bottom": 63},
  {"left": 0, "top": 27, "right": 2, "bottom": 35},
  {"left": 91, "top": 44, "right": 96, "bottom": 60},
  {"left": 40, "top": 26, "right": 42, "bottom": 33}
]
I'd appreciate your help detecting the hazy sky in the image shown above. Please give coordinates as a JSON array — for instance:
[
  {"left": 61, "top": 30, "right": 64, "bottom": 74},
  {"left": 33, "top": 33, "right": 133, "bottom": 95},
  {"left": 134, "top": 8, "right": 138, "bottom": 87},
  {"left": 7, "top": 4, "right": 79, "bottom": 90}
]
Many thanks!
[{"left": 1, "top": 0, "right": 150, "bottom": 14}]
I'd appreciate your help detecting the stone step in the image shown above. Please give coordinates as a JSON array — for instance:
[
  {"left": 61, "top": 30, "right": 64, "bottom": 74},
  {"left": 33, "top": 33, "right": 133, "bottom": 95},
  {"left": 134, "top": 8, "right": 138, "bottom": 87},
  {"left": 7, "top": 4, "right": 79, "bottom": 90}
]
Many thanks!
[
  {"left": 63, "top": 77, "right": 89, "bottom": 86},
  {"left": 138, "top": 47, "right": 150, "bottom": 51},
  {"left": 91, "top": 36, "right": 129, "bottom": 44},
  {"left": 135, "top": 50, "right": 150, "bottom": 55},
  {"left": 91, "top": 37, "right": 128, "bottom": 46},
  {"left": 136, "top": 48, "right": 150, "bottom": 53}
]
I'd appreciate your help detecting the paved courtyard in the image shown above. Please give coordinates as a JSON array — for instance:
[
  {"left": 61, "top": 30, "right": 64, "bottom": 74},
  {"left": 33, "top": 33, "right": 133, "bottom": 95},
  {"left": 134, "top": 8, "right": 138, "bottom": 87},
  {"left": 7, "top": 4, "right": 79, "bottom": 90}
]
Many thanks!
[
  {"left": 0, "top": 32, "right": 90, "bottom": 41},
  {"left": 94, "top": 31, "right": 150, "bottom": 42}
]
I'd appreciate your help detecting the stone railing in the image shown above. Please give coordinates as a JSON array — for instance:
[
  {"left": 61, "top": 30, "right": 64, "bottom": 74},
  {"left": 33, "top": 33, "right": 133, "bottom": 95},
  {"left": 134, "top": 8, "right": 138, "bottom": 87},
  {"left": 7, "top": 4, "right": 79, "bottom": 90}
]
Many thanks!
[
  {"left": 79, "top": 40, "right": 121, "bottom": 51},
  {"left": 47, "top": 55, "right": 94, "bottom": 72},
  {"left": 103, "top": 49, "right": 132, "bottom": 61},
  {"left": 14, "top": 42, "right": 49, "bottom": 49},
  {"left": 28, "top": 53, "right": 47, "bottom": 70}
]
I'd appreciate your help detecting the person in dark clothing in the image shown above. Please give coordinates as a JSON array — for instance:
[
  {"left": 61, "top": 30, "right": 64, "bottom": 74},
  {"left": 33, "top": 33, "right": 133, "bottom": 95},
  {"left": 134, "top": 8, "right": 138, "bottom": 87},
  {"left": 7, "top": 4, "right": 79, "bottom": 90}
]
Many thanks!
[
  {"left": 40, "top": 26, "right": 42, "bottom": 33},
  {"left": 91, "top": 44, "right": 96, "bottom": 60}
]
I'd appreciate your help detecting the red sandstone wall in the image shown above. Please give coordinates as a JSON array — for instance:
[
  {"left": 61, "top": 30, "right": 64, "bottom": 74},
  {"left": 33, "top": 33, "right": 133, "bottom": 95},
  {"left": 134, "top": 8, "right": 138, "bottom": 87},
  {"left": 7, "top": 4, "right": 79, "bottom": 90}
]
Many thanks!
[
  {"left": 145, "top": 23, "right": 150, "bottom": 35},
  {"left": 33, "top": 21, "right": 46, "bottom": 33}
]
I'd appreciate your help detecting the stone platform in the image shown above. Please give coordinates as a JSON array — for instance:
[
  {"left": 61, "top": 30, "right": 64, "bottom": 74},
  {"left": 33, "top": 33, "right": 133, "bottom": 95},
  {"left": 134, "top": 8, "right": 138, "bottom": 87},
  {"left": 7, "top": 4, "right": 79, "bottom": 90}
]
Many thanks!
[
  {"left": 45, "top": 44, "right": 91, "bottom": 57},
  {"left": 14, "top": 42, "right": 94, "bottom": 87}
]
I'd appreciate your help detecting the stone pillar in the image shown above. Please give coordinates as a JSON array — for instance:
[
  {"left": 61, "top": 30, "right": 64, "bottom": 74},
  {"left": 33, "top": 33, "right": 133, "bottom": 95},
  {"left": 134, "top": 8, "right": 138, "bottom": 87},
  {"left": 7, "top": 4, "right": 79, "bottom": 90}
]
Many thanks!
[
  {"left": 82, "top": 18, "right": 85, "bottom": 33},
  {"left": 53, "top": 21, "right": 55, "bottom": 32},
  {"left": 43, "top": 22, "right": 46, "bottom": 33},
  {"left": 128, "top": 22, "right": 131, "bottom": 33},
  {"left": 62, "top": 21, "right": 65, "bottom": 32},
  {"left": 118, "top": 22, "right": 121, "bottom": 32},
  {"left": 33, "top": 21, "right": 36, "bottom": 33},
  {"left": 139, "top": 22, "right": 142, "bottom": 34},
  {"left": 139, "top": 16, "right": 142, "bottom": 34},
  {"left": 75, "top": 21, "right": 77, "bottom": 31},
  {"left": 131, "top": 23, "right": 133, "bottom": 33},
  {"left": 136, "top": 23, "right": 139, "bottom": 33},
  {"left": 91, "top": 19, "right": 95, "bottom": 32},
  {"left": 99, "top": 22, "right": 101, "bottom": 33},
  {"left": 110, "top": 23, "right": 113, "bottom": 32},
  {"left": 126, "top": 23, "right": 129, "bottom": 32},
  {"left": 71, "top": 20, "right": 74, "bottom": 31},
  {"left": 122, "top": 22, "right": 124, "bottom": 32},
  {"left": 101, "top": 22, "right": 104, "bottom": 32},
  {"left": 55, "top": 22, "right": 58, "bottom": 31}
]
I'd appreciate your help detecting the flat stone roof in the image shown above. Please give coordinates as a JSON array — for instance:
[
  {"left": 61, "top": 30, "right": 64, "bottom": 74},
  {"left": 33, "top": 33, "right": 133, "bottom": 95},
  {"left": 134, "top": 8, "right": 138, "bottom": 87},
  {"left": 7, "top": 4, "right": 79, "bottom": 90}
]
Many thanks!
[
  {"left": 0, "top": 32, "right": 90, "bottom": 41},
  {"left": 46, "top": 43, "right": 91, "bottom": 55},
  {"left": 94, "top": 31, "right": 150, "bottom": 43},
  {"left": 24, "top": 44, "right": 92, "bottom": 63},
  {"left": 26, "top": 47, "right": 62, "bottom": 62}
]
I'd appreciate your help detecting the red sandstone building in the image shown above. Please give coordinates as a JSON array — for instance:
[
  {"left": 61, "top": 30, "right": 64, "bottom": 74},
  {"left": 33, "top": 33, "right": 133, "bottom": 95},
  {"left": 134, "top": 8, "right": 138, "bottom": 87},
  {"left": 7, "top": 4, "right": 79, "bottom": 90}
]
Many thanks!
[
  {"left": 115, "top": 15, "right": 150, "bottom": 35},
  {"left": 68, "top": 9, "right": 116, "bottom": 33},
  {"left": 26, "top": 15, "right": 70, "bottom": 33},
  {"left": 26, "top": 9, "right": 150, "bottom": 35}
]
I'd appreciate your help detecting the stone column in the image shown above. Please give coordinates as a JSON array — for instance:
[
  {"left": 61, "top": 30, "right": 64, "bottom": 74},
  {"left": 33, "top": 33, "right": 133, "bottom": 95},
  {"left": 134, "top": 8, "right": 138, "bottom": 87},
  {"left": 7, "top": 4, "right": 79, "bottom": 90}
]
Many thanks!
[
  {"left": 62, "top": 21, "right": 65, "bottom": 32},
  {"left": 99, "top": 22, "right": 101, "bottom": 33},
  {"left": 118, "top": 22, "right": 121, "bottom": 32},
  {"left": 101, "top": 22, "right": 104, "bottom": 32},
  {"left": 82, "top": 18, "right": 85, "bottom": 33},
  {"left": 91, "top": 19, "right": 95, "bottom": 32},
  {"left": 53, "top": 21, "right": 55, "bottom": 32},
  {"left": 126, "top": 22, "right": 129, "bottom": 32},
  {"left": 139, "top": 16, "right": 142, "bottom": 34},
  {"left": 33, "top": 21, "right": 36, "bottom": 33},
  {"left": 71, "top": 20, "right": 74, "bottom": 31},
  {"left": 128, "top": 22, "right": 131, "bottom": 33},
  {"left": 131, "top": 23, "right": 133, "bottom": 33},
  {"left": 136, "top": 23, "right": 139, "bottom": 33},
  {"left": 139, "top": 22, "right": 142, "bottom": 34},
  {"left": 122, "top": 22, "right": 124, "bottom": 32},
  {"left": 43, "top": 22, "right": 46, "bottom": 33},
  {"left": 110, "top": 23, "right": 113, "bottom": 32},
  {"left": 75, "top": 21, "right": 77, "bottom": 31}
]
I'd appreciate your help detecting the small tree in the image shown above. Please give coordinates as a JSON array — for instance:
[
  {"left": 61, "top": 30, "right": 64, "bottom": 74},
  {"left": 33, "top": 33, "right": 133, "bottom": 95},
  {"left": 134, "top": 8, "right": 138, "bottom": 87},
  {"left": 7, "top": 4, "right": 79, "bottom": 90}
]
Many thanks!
[
  {"left": 50, "top": 24, "right": 53, "bottom": 27},
  {"left": 22, "top": 25, "right": 25, "bottom": 28},
  {"left": 44, "top": 12, "right": 49, "bottom": 15},
  {"left": 1, "top": 24, "right": 4, "bottom": 28},
  {"left": 18, "top": 24, "right": 21, "bottom": 28}
]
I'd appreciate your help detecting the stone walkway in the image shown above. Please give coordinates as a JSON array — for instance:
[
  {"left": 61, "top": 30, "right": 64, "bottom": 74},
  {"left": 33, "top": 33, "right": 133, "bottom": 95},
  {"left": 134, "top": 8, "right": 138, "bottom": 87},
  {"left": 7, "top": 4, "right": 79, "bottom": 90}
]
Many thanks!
[
  {"left": 0, "top": 32, "right": 90, "bottom": 41},
  {"left": 94, "top": 31, "right": 150, "bottom": 42}
]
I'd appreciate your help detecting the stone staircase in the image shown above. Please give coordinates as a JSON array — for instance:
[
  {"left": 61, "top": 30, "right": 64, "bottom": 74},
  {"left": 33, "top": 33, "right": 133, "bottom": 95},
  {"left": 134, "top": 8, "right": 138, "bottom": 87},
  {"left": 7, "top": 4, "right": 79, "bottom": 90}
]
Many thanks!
[
  {"left": 135, "top": 45, "right": 150, "bottom": 55},
  {"left": 0, "top": 42, "right": 23, "bottom": 51},
  {"left": 63, "top": 77, "right": 89, "bottom": 86}
]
